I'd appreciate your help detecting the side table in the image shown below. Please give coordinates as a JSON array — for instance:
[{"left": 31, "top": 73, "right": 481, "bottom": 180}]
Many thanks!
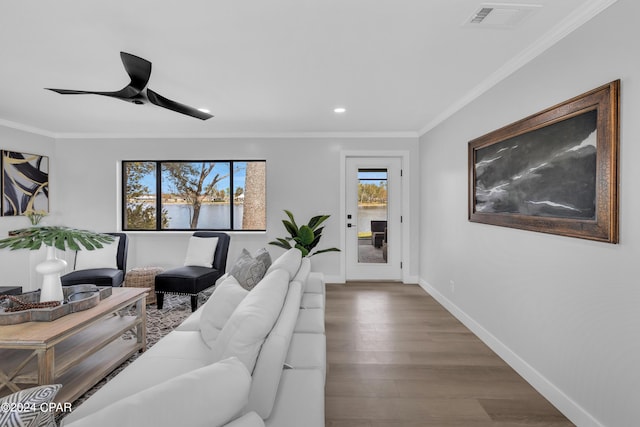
[{"left": 125, "top": 267, "right": 164, "bottom": 305}]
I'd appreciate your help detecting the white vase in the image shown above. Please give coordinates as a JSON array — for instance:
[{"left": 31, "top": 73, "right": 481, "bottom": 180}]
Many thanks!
[{"left": 36, "top": 246, "right": 67, "bottom": 303}]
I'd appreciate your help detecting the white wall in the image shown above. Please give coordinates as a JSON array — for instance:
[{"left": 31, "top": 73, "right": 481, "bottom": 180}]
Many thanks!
[
  {"left": 0, "top": 127, "right": 56, "bottom": 291},
  {"left": 419, "top": 1, "right": 639, "bottom": 426},
  {"left": 54, "top": 136, "right": 420, "bottom": 282}
]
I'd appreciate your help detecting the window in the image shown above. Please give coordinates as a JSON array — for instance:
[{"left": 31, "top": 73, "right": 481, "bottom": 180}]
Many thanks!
[{"left": 122, "top": 160, "right": 266, "bottom": 231}]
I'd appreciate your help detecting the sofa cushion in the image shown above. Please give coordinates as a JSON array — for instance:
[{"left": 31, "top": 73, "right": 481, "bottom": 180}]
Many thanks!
[
  {"left": 61, "top": 268, "right": 124, "bottom": 287},
  {"left": 200, "top": 275, "right": 249, "bottom": 347},
  {"left": 294, "top": 308, "right": 325, "bottom": 334},
  {"left": 301, "top": 293, "right": 324, "bottom": 309},
  {"left": 0, "top": 384, "right": 61, "bottom": 427},
  {"left": 174, "top": 307, "right": 203, "bottom": 331},
  {"left": 225, "top": 412, "right": 266, "bottom": 427},
  {"left": 248, "top": 281, "right": 302, "bottom": 419},
  {"left": 62, "top": 356, "right": 210, "bottom": 424},
  {"left": 184, "top": 235, "right": 219, "bottom": 268},
  {"left": 210, "top": 269, "right": 290, "bottom": 373},
  {"left": 142, "top": 330, "right": 214, "bottom": 362},
  {"left": 74, "top": 237, "right": 120, "bottom": 270},
  {"left": 264, "top": 369, "right": 325, "bottom": 427},
  {"left": 63, "top": 357, "right": 251, "bottom": 427},
  {"left": 266, "top": 248, "right": 302, "bottom": 280},
  {"left": 155, "top": 266, "right": 221, "bottom": 295},
  {"left": 286, "top": 332, "right": 327, "bottom": 381},
  {"left": 230, "top": 249, "right": 268, "bottom": 290}
]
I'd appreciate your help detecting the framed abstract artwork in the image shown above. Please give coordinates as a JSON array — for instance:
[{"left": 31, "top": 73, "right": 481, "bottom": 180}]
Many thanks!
[
  {"left": 468, "top": 80, "right": 619, "bottom": 243},
  {"left": 1, "top": 150, "right": 49, "bottom": 216}
]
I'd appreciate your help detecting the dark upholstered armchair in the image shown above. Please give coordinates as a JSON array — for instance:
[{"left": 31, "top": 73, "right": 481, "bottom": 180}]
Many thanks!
[
  {"left": 371, "top": 220, "right": 387, "bottom": 248},
  {"left": 155, "top": 232, "right": 230, "bottom": 312},
  {"left": 61, "top": 233, "right": 129, "bottom": 287}
]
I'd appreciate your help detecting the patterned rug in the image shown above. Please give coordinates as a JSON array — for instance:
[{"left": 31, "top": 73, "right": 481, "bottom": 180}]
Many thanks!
[{"left": 56, "top": 290, "right": 212, "bottom": 423}]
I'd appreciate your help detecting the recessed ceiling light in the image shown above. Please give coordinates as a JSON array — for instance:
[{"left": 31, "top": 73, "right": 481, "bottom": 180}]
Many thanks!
[
  {"left": 197, "top": 108, "right": 210, "bottom": 114},
  {"left": 334, "top": 107, "right": 346, "bottom": 113}
]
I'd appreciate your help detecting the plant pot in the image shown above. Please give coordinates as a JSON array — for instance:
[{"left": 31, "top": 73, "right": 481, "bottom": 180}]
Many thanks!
[{"left": 36, "top": 246, "right": 67, "bottom": 303}]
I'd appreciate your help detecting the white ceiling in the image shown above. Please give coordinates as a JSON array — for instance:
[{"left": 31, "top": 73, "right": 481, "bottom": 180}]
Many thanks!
[{"left": 0, "top": 0, "right": 615, "bottom": 138}]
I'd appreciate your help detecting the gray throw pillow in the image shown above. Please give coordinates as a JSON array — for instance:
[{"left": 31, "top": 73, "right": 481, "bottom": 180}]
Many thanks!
[
  {"left": 0, "top": 384, "right": 61, "bottom": 427},
  {"left": 254, "top": 247, "right": 272, "bottom": 271},
  {"left": 230, "top": 249, "right": 268, "bottom": 290}
]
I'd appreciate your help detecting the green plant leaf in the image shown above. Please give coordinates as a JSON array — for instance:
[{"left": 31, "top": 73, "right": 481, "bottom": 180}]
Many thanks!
[
  {"left": 297, "top": 225, "right": 315, "bottom": 246},
  {"left": 282, "top": 220, "right": 298, "bottom": 239},
  {"left": 271, "top": 211, "right": 340, "bottom": 258},
  {"left": 268, "top": 238, "right": 292, "bottom": 250},
  {"left": 294, "top": 243, "right": 310, "bottom": 257},
  {"left": 284, "top": 210, "right": 298, "bottom": 230},
  {"left": 76, "top": 235, "right": 95, "bottom": 250},
  {"left": 308, "top": 215, "right": 330, "bottom": 230},
  {"left": 0, "top": 226, "right": 114, "bottom": 252},
  {"left": 311, "top": 247, "right": 341, "bottom": 256}
]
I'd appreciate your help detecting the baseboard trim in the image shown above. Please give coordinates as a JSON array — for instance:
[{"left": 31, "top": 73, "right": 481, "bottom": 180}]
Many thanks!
[
  {"left": 325, "top": 275, "right": 344, "bottom": 284},
  {"left": 325, "top": 275, "right": 419, "bottom": 285},
  {"left": 418, "top": 279, "right": 604, "bottom": 427}
]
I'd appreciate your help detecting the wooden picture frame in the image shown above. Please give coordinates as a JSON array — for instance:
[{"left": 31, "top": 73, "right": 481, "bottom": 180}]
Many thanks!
[{"left": 468, "top": 80, "right": 619, "bottom": 243}]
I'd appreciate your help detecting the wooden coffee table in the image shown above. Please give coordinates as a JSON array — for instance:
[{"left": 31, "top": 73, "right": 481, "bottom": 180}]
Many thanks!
[{"left": 0, "top": 287, "right": 148, "bottom": 404}]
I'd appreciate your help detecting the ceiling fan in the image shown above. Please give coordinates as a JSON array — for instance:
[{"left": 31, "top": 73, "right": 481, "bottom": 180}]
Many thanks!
[{"left": 46, "top": 51, "right": 213, "bottom": 120}]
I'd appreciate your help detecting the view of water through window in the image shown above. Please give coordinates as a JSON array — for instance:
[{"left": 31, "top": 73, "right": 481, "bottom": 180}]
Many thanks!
[{"left": 123, "top": 160, "right": 265, "bottom": 231}]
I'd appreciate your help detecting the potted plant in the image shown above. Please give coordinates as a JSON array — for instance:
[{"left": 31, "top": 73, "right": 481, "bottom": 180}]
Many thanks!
[
  {"left": 269, "top": 210, "right": 340, "bottom": 257},
  {"left": 0, "top": 226, "right": 114, "bottom": 302}
]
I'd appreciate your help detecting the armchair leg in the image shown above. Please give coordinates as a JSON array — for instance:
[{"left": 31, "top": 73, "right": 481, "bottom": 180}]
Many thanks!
[
  {"left": 156, "top": 292, "right": 164, "bottom": 309},
  {"left": 190, "top": 295, "right": 198, "bottom": 312}
]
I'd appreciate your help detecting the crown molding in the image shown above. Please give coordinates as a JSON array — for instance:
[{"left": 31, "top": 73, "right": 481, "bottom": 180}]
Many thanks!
[
  {"left": 418, "top": 0, "right": 619, "bottom": 137},
  {"left": 0, "top": 119, "right": 57, "bottom": 139},
  {"left": 53, "top": 131, "right": 419, "bottom": 140}
]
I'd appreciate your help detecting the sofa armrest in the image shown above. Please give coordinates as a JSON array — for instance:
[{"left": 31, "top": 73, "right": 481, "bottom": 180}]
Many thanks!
[{"left": 305, "top": 272, "right": 325, "bottom": 295}]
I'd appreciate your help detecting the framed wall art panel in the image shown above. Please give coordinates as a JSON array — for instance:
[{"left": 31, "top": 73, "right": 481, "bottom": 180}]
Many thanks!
[
  {"left": 468, "top": 80, "right": 619, "bottom": 243},
  {"left": 1, "top": 150, "right": 49, "bottom": 216}
]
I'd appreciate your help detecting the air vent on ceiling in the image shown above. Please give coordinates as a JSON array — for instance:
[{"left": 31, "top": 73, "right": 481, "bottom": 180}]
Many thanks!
[{"left": 464, "top": 3, "right": 542, "bottom": 29}]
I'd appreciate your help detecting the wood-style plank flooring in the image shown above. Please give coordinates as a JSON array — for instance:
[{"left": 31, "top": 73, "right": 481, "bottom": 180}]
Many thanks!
[{"left": 324, "top": 282, "right": 574, "bottom": 426}]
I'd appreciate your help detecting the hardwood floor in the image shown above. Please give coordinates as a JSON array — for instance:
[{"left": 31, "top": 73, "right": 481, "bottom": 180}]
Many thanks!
[{"left": 324, "top": 282, "right": 574, "bottom": 426}]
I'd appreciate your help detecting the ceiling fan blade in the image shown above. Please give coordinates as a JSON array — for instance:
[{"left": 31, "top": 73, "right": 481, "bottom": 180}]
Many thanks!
[
  {"left": 147, "top": 89, "right": 213, "bottom": 120},
  {"left": 119, "top": 52, "right": 151, "bottom": 93},
  {"left": 45, "top": 52, "right": 151, "bottom": 100},
  {"left": 46, "top": 88, "right": 103, "bottom": 95},
  {"left": 45, "top": 86, "right": 142, "bottom": 100}
]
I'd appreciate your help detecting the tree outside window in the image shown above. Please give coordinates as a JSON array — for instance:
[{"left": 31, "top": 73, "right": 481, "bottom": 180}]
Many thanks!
[{"left": 122, "top": 160, "right": 266, "bottom": 231}]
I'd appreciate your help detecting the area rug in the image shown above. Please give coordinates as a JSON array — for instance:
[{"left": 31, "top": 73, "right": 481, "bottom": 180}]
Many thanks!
[{"left": 56, "top": 290, "right": 212, "bottom": 423}]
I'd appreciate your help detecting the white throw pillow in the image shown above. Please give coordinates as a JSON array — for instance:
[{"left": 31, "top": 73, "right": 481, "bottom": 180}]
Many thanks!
[
  {"left": 74, "top": 237, "right": 119, "bottom": 270},
  {"left": 63, "top": 358, "right": 251, "bottom": 427},
  {"left": 200, "top": 275, "right": 249, "bottom": 348},
  {"left": 265, "top": 248, "right": 302, "bottom": 280},
  {"left": 184, "top": 236, "right": 218, "bottom": 268},
  {"left": 210, "top": 269, "right": 290, "bottom": 373}
]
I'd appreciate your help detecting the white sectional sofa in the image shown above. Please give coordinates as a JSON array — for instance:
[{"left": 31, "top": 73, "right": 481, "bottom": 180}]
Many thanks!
[{"left": 62, "top": 248, "right": 326, "bottom": 427}]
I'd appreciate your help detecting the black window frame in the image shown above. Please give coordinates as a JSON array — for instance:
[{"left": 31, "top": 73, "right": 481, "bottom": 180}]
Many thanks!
[{"left": 122, "top": 160, "right": 266, "bottom": 232}]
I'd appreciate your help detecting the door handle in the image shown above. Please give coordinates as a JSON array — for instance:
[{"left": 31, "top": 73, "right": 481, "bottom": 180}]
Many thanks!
[{"left": 347, "top": 223, "right": 352, "bottom": 228}]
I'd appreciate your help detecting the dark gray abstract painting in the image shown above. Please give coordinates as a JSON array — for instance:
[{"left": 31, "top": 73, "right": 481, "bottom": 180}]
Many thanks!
[{"left": 474, "top": 110, "right": 597, "bottom": 219}]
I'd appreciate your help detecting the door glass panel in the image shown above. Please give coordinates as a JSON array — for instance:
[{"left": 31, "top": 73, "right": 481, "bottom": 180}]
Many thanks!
[{"left": 357, "top": 169, "right": 388, "bottom": 264}]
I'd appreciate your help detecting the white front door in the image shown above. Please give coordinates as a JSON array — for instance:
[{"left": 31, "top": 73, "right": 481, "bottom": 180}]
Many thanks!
[{"left": 345, "top": 157, "right": 402, "bottom": 281}]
